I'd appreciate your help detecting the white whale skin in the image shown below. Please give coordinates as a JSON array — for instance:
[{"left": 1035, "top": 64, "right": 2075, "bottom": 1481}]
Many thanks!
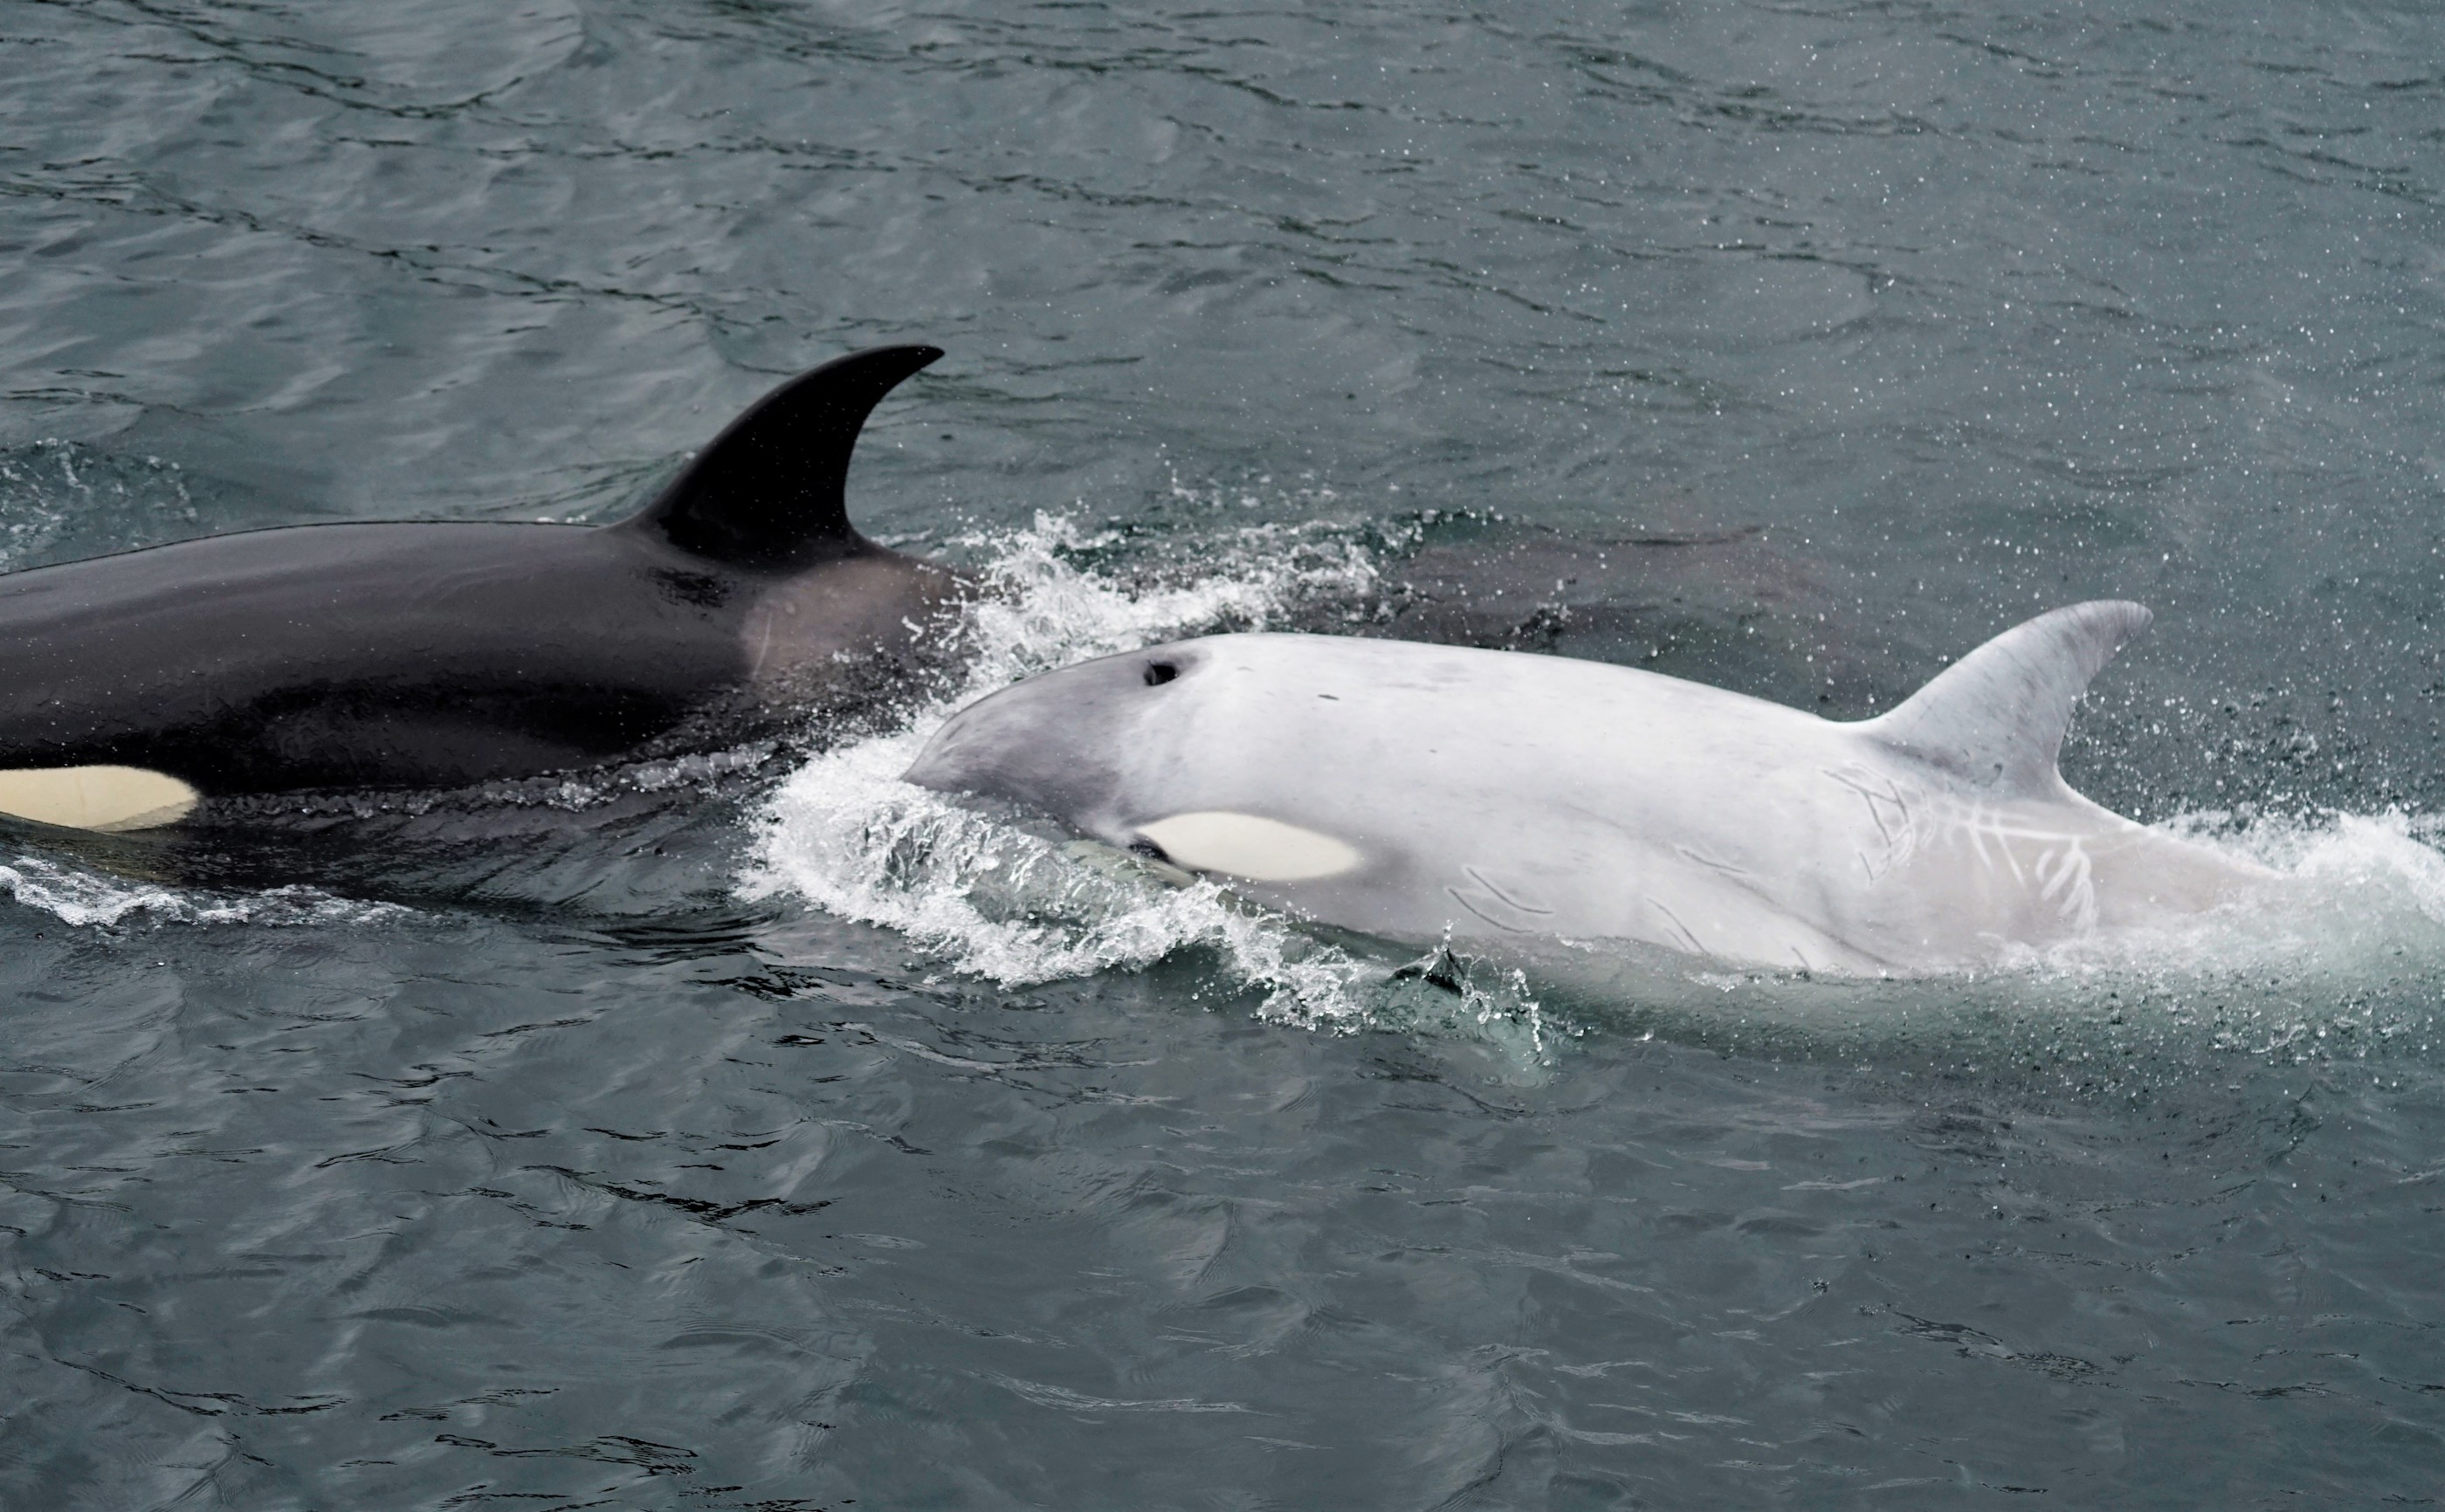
[{"left": 902, "top": 601, "right": 2271, "bottom": 972}]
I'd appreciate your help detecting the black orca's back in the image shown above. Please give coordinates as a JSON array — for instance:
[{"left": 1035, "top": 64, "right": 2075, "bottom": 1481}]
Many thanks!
[
  {"left": 0, "top": 521, "right": 749, "bottom": 794},
  {"left": 0, "top": 343, "right": 954, "bottom": 821}
]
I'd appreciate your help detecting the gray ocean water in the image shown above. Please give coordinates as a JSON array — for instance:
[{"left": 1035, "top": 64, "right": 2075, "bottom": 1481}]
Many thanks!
[{"left": 6, "top": 0, "right": 2445, "bottom": 1505}]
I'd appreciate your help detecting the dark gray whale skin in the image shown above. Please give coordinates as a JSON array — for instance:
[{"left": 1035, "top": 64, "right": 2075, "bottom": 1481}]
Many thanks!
[{"left": 0, "top": 344, "right": 962, "bottom": 797}]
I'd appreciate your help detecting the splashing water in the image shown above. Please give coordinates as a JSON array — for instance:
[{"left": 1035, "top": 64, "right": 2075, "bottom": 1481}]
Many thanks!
[
  {"left": 745, "top": 512, "right": 1557, "bottom": 1056},
  {"left": 940, "top": 509, "right": 1385, "bottom": 687},
  {"left": 1505, "top": 807, "right": 2445, "bottom": 1088},
  {"left": 747, "top": 515, "right": 2445, "bottom": 1074},
  {"left": 1966, "top": 808, "right": 2445, "bottom": 982}
]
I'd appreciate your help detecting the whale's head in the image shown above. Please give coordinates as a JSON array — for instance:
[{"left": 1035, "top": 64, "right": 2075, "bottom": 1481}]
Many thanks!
[
  {"left": 906, "top": 635, "right": 1374, "bottom": 886},
  {"left": 903, "top": 643, "right": 1210, "bottom": 842}
]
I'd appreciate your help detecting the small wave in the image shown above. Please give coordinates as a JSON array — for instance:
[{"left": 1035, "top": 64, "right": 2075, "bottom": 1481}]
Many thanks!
[
  {"left": 0, "top": 440, "right": 204, "bottom": 573},
  {"left": 201, "top": 740, "right": 794, "bottom": 826},
  {"left": 0, "top": 854, "right": 407, "bottom": 930}
]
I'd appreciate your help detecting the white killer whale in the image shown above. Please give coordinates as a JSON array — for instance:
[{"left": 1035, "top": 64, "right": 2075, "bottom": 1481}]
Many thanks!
[{"left": 901, "top": 601, "right": 2274, "bottom": 972}]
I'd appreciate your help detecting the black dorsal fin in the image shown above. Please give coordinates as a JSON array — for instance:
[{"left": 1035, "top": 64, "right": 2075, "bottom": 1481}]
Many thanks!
[
  {"left": 1863, "top": 601, "right": 2152, "bottom": 794},
  {"left": 620, "top": 343, "right": 941, "bottom": 568}
]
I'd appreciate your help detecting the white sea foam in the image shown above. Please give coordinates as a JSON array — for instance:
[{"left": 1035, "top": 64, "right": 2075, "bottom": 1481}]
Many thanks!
[
  {"left": 745, "top": 512, "right": 1555, "bottom": 1055},
  {"left": 0, "top": 855, "right": 405, "bottom": 930}
]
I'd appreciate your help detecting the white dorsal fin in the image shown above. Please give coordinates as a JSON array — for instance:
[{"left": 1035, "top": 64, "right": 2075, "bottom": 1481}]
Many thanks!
[
  {"left": 0, "top": 766, "right": 199, "bottom": 832},
  {"left": 1862, "top": 601, "right": 2151, "bottom": 794}
]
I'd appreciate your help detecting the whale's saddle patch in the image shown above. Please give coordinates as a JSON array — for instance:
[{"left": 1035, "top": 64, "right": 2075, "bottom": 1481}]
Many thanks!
[
  {"left": 624, "top": 344, "right": 943, "bottom": 569},
  {"left": 1865, "top": 600, "right": 2152, "bottom": 794}
]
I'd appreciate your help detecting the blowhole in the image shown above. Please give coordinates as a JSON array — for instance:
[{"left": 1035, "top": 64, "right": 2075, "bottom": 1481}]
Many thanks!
[
  {"left": 1143, "top": 661, "right": 1178, "bottom": 687},
  {"left": 1128, "top": 837, "right": 1174, "bottom": 863}
]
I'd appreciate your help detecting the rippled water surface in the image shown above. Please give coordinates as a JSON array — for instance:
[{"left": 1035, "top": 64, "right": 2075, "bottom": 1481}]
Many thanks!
[{"left": 6, "top": 0, "right": 2445, "bottom": 1505}]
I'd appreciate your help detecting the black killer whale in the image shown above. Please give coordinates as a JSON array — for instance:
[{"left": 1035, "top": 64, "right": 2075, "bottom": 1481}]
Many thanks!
[{"left": 0, "top": 344, "right": 964, "bottom": 832}]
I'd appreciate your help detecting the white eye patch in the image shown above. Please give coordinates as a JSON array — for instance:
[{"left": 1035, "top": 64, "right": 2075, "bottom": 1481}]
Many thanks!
[
  {"left": 0, "top": 766, "right": 199, "bottom": 832},
  {"left": 1134, "top": 811, "right": 1361, "bottom": 883}
]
